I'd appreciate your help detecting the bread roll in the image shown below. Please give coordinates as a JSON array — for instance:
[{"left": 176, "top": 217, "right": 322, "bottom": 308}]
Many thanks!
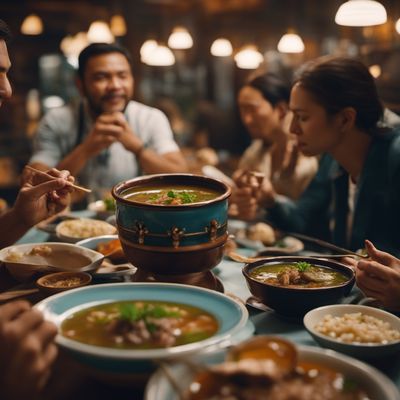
[{"left": 247, "top": 222, "right": 276, "bottom": 245}]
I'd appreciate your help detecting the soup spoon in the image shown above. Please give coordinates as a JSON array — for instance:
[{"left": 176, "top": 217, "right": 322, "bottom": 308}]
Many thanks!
[{"left": 227, "top": 251, "right": 366, "bottom": 264}]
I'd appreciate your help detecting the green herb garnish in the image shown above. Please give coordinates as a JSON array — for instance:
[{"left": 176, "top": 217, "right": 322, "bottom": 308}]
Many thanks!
[
  {"left": 119, "top": 303, "right": 180, "bottom": 323},
  {"left": 294, "top": 261, "right": 312, "bottom": 272},
  {"left": 342, "top": 378, "right": 359, "bottom": 392},
  {"left": 103, "top": 197, "right": 116, "bottom": 211}
]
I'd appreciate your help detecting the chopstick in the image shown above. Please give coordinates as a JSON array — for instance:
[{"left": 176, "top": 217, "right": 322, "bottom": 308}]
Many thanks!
[
  {"left": 286, "top": 232, "right": 369, "bottom": 258},
  {"left": 25, "top": 165, "right": 92, "bottom": 194}
]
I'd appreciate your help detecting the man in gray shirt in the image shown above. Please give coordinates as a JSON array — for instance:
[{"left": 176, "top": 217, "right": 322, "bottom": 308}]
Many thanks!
[{"left": 30, "top": 43, "right": 187, "bottom": 194}]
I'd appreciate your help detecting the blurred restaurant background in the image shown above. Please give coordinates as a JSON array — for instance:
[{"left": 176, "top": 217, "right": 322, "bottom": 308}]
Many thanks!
[{"left": 1, "top": 0, "right": 400, "bottom": 203}]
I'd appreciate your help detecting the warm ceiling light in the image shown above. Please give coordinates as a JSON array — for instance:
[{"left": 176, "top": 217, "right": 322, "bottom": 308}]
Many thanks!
[
  {"left": 234, "top": 46, "right": 263, "bottom": 69},
  {"left": 110, "top": 15, "right": 127, "bottom": 36},
  {"left": 335, "top": 0, "right": 387, "bottom": 27},
  {"left": 396, "top": 18, "right": 400, "bottom": 34},
  {"left": 168, "top": 26, "right": 193, "bottom": 49},
  {"left": 140, "top": 39, "right": 159, "bottom": 63},
  {"left": 21, "top": 14, "right": 43, "bottom": 35},
  {"left": 87, "top": 20, "right": 114, "bottom": 43},
  {"left": 60, "top": 32, "right": 89, "bottom": 68},
  {"left": 144, "top": 44, "right": 175, "bottom": 66},
  {"left": 369, "top": 64, "right": 381, "bottom": 78},
  {"left": 210, "top": 38, "right": 233, "bottom": 57},
  {"left": 277, "top": 32, "right": 305, "bottom": 53}
]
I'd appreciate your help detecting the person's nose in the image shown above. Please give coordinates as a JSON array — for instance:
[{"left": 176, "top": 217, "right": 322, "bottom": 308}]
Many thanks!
[
  {"left": 108, "top": 76, "right": 123, "bottom": 90},
  {"left": 242, "top": 112, "right": 253, "bottom": 125},
  {"left": 289, "top": 115, "right": 300, "bottom": 136},
  {"left": 0, "top": 74, "right": 12, "bottom": 101}
]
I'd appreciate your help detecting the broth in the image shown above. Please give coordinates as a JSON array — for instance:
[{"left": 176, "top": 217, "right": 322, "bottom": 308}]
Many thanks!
[
  {"left": 61, "top": 300, "right": 219, "bottom": 349},
  {"left": 5, "top": 245, "right": 92, "bottom": 269},
  {"left": 250, "top": 262, "right": 348, "bottom": 288},
  {"left": 122, "top": 185, "right": 220, "bottom": 205}
]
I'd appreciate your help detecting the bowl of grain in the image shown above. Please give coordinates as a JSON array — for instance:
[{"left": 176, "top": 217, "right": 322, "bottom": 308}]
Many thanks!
[
  {"left": 56, "top": 218, "right": 116, "bottom": 243},
  {"left": 304, "top": 304, "right": 400, "bottom": 359},
  {"left": 36, "top": 271, "right": 92, "bottom": 294}
]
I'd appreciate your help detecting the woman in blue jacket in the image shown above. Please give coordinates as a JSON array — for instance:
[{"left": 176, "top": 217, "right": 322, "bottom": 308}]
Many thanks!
[{"left": 233, "top": 56, "right": 400, "bottom": 256}]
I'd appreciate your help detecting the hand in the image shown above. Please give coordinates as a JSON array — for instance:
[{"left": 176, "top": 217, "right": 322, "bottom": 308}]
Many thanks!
[
  {"left": 0, "top": 301, "right": 58, "bottom": 400},
  {"left": 83, "top": 113, "right": 121, "bottom": 157},
  {"left": 356, "top": 240, "right": 400, "bottom": 311},
  {"left": 281, "top": 140, "right": 299, "bottom": 178},
  {"left": 13, "top": 168, "right": 74, "bottom": 227}
]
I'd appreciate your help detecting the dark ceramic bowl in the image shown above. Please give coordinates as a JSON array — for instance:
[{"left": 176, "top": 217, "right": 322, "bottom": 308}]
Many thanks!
[
  {"left": 112, "top": 174, "right": 231, "bottom": 276},
  {"left": 242, "top": 257, "right": 355, "bottom": 317}
]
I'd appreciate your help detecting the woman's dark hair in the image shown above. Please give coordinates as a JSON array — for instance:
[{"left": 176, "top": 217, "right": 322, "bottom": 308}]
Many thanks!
[
  {"left": 78, "top": 42, "right": 132, "bottom": 80},
  {"left": 294, "top": 56, "right": 383, "bottom": 135},
  {"left": 0, "top": 19, "right": 11, "bottom": 42},
  {"left": 246, "top": 73, "right": 290, "bottom": 106}
]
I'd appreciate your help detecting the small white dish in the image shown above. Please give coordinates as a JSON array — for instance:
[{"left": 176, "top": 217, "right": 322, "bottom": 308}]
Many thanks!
[
  {"left": 56, "top": 218, "right": 116, "bottom": 243},
  {"left": 304, "top": 304, "right": 400, "bottom": 359}
]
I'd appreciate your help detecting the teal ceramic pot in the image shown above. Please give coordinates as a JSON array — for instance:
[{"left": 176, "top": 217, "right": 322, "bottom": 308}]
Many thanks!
[{"left": 112, "top": 174, "right": 231, "bottom": 276}]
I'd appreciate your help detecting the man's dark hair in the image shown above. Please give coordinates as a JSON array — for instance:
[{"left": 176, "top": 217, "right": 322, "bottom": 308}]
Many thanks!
[
  {"left": 78, "top": 42, "right": 132, "bottom": 79},
  {"left": 0, "top": 19, "right": 11, "bottom": 42}
]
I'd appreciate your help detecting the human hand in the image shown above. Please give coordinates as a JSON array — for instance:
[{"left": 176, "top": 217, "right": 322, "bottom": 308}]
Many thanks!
[
  {"left": 0, "top": 301, "right": 58, "bottom": 400},
  {"left": 281, "top": 140, "right": 299, "bottom": 178},
  {"left": 356, "top": 240, "right": 400, "bottom": 311},
  {"left": 13, "top": 168, "right": 74, "bottom": 227}
]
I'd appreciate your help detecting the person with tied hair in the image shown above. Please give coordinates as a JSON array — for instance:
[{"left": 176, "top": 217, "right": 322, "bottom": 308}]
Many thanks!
[
  {"left": 0, "top": 19, "right": 75, "bottom": 400},
  {"left": 230, "top": 73, "right": 318, "bottom": 219},
  {"left": 234, "top": 56, "right": 400, "bottom": 256},
  {"left": 30, "top": 42, "right": 188, "bottom": 198}
]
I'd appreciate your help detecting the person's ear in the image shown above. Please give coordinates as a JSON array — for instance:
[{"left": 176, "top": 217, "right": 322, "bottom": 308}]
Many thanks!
[
  {"left": 338, "top": 107, "right": 356, "bottom": 131},
  {"left": 275, "top": 101, "right": 288, "bottom": 120}
]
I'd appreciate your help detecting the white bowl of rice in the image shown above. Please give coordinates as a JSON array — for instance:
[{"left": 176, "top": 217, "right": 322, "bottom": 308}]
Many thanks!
[
  {"left": 304, "top": 304, "right": 400, "bottom": 359},
  {"left": 56, "top": 218, "right": 116, "bottom": 243}
]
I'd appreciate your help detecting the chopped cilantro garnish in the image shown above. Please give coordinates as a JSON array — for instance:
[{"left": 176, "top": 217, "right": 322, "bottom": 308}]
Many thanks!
[{"left": 294, "top": 261, "right": 312, "bottom": 272}]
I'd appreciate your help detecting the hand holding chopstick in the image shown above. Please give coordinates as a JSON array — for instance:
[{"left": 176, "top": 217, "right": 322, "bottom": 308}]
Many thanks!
[{"left": 25, "top": 165, "right": 91, "bottom": 193}]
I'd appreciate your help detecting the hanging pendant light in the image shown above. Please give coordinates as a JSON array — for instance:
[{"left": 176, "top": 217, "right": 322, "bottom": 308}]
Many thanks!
[
  {"left": 168, "top": 26, "right": 193, "bottom": 49},
  {"left": 110, "top": 15, "right": 127, "bottom": 37},
  {"left": 234, "top": 45, "right": 263, "bottom": 69},
  {"left": 144, "top": 44, "right": 175, "bottom": 67},
  {"left": 210, "top": 38, "right": 233, "bottom": 57},
  {"left": 335, "top": 0, "right": 387, "bottom": 27},
  {"left": 140, "top": 39, "right": 159, "bottom": 63},
  {"left": 21, "top": 14, "right": 43, "bottom": 35},
  {"left": 277, "top": 30, "right": 305, "bottom": 53},
  {"left": 396, "top": 18, "right": 400, "bottom": 34},
  {"left": 87, "top": 20, "right": 114, "bottom": 43}
]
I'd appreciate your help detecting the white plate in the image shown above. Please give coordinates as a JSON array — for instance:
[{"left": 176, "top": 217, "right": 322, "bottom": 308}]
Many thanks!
[{"left": 145, "top": 344, "right": 400, "bottom": 400}]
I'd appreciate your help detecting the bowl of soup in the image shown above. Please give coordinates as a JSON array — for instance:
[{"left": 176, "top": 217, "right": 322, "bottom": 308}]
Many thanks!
[
  {"left": 112, "top": 174, "right": 231, "bottom": 284},
  {"left": 242, "top": 256, "right": 355, "bottom": 316},
  {"left": 145, "top": 335, "right": 400, "bottom": 400},
  {"left": 304, "top": 304, "right": 400, "bottom": 359},
  {"left": 0, "top": 242, "right": 104, "bottom": 282},
  {"left": 35, "top": 282, "right": 248, "bottom": 376}
]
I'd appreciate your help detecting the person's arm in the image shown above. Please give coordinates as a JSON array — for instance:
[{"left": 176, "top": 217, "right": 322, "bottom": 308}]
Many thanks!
[
  {"left": 0, "top": 301, "right": 58, "bottom": 400},
  {"left": 267, "top": 154, "right": 332, "bottom": 233},
  {"left": 116, "top": 109, "right": 188, "bottom": 174},
  {"left": 0, "top": 168, "right": 73, "bottom": 247}
]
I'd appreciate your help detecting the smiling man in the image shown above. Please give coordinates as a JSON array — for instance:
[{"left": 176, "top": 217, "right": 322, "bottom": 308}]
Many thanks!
[{"left": 30, "top": 42, "right": 187, "bottom": 196}]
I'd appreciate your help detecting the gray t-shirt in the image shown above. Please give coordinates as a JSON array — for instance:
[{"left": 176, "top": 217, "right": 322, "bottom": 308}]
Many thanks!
[{"left": 30, "top": 100, "right": 179, "bottom": 190}]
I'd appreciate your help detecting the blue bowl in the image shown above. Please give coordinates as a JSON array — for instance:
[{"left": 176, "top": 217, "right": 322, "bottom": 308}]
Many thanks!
[{"left": 35, "top": 282, "right": 248, "bottom": 374}]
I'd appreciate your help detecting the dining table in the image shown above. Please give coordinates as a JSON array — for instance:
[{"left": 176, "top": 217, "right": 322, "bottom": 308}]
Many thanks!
[{"left": 1, "top": 213, "right": 399, "bottom": 400}]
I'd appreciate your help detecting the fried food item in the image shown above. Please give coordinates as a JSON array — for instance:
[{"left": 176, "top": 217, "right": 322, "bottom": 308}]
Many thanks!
[{"left": 97, "top": 239, "right": 124, "bottom": 261}]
